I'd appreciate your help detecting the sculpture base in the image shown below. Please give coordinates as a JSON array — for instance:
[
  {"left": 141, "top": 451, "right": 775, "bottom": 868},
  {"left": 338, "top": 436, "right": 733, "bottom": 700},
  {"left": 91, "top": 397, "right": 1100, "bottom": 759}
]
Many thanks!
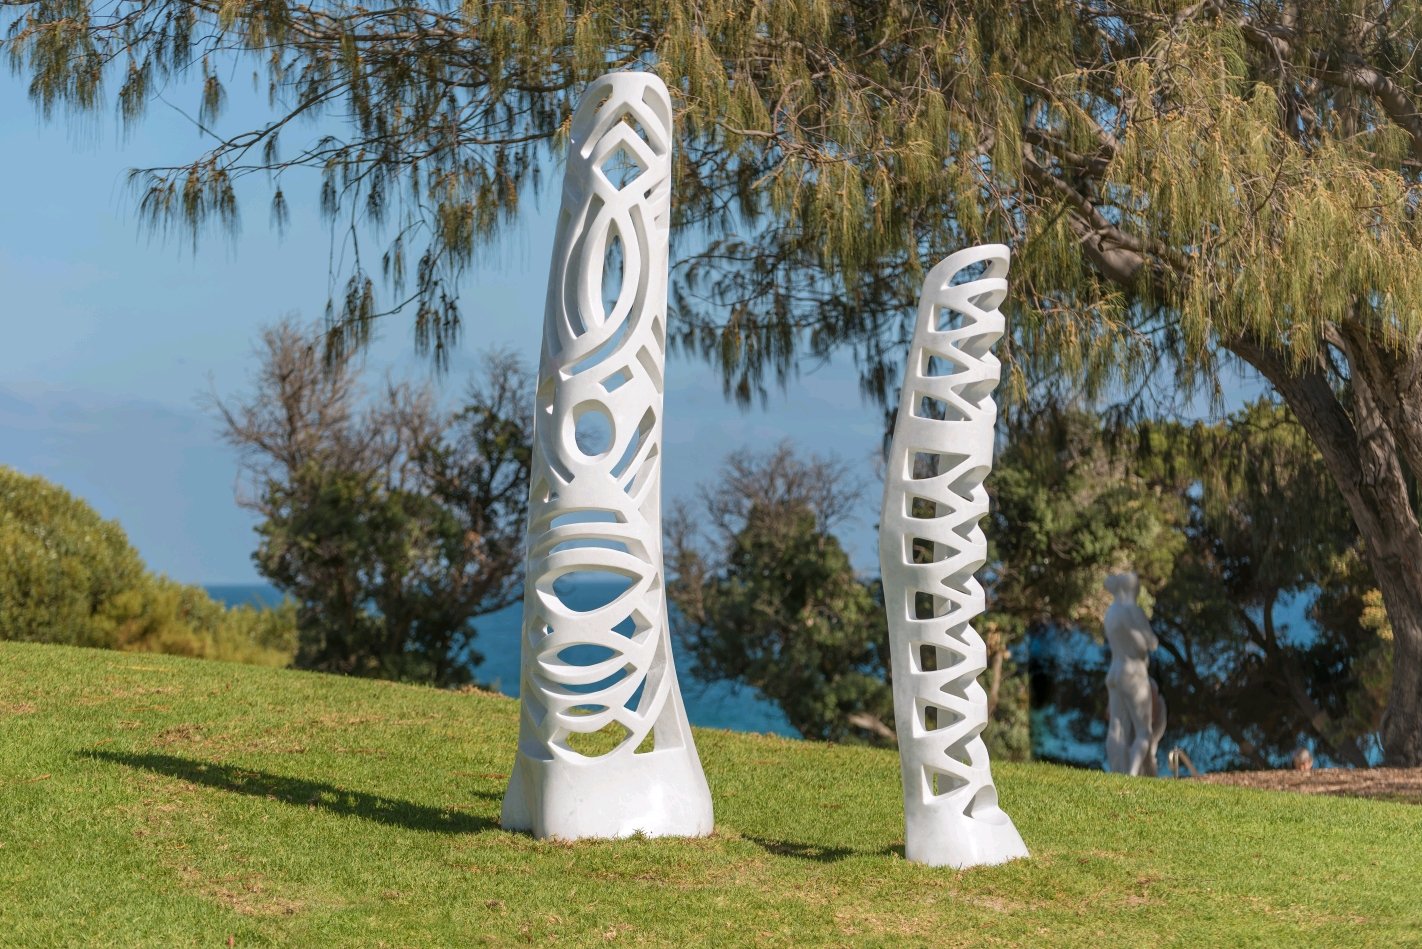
[
  {"left": 500, "top": 746, "right": 713, "bottom": 840},
  {"left": 903, "top": 804, "right": 1029, "bottom": 869}
]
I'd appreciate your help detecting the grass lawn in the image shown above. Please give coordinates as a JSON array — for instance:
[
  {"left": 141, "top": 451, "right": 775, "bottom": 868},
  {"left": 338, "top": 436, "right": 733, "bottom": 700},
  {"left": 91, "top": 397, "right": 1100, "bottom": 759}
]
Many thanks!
[{"left": 2, "top": 641, "right": 1419, "bottom": 947}]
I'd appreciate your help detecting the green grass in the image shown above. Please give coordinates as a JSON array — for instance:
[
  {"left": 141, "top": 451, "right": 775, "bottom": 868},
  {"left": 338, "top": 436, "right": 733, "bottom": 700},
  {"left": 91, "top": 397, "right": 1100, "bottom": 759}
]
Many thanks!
[{"left": 2, "top": 642, "right": 1419, "bottom": 947}]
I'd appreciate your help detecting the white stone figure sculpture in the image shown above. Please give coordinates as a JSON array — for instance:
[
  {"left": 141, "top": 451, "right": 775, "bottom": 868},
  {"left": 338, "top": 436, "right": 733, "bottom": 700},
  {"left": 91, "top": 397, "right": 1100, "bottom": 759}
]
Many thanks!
[
  {"left": 500, "top": 71, "right": 713, "bottom": 840},
  {"left": 1103, "top": 571, "right": 1166, "bottom": 776},
  {"left": 878, "top": 245, "right": 1029, "bottom": 868}
]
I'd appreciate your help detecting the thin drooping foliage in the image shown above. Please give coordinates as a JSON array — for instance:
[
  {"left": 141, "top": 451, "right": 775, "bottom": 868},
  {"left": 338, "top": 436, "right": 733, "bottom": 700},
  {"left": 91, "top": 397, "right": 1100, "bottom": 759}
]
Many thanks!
[
  {"left": 9, "top": 2, "right": 1420, "bottom": 390},
  {"left": 7, "top": 0, "right": 1422, "bottom": 760}
]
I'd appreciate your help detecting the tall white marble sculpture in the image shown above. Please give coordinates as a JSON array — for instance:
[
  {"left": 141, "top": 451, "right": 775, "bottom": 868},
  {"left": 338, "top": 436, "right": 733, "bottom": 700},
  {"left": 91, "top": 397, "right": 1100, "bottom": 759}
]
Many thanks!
[
  {"left": 1103, "top": 571, "right": 1166, "bottom": 776},
  {"left": 500, "top": 71, "right": 713, "bottom": 840},
  {"left": 879, "top": 245, "right": 1029, "bottom": 869}
]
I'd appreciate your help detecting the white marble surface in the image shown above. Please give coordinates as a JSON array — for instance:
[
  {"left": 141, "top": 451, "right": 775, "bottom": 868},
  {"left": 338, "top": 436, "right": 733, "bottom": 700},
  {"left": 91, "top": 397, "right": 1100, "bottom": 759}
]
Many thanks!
[
  {"left": 1104, "top": 571, "right": 1166, "bottom": 777},
  {"left": 500, "top": 70, "right": 713, "bottom": 840},
  {"left": 878, "top": 245, "right": 1029, "bottom": 868}
]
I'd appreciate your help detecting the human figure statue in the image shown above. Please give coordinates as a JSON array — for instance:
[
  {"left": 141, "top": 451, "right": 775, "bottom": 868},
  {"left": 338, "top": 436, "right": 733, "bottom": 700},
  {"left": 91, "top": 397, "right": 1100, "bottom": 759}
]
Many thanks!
[
  {"left": 499, "top": 70, "right": 713, "bottom": 840},
  {"left": 878, "top": 244, "right": 1029, "bottom": 868},
  {"left": 1103, "top": 571, "right": 1166, "bottom": 776}
]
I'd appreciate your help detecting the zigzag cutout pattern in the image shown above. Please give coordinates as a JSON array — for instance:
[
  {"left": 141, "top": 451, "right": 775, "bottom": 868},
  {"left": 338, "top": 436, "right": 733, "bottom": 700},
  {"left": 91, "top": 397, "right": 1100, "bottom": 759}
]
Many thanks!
[{"left": 879, "top": 245, "right": 1023, "bottom": 843}]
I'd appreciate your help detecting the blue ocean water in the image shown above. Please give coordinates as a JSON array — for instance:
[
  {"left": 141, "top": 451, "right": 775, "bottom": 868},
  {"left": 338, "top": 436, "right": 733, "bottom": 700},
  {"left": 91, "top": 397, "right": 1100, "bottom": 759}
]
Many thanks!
[
  {"left": 205, "top": 580, "right": 797, "bottom": 738},
  {"left": 206, "top": 581, "right": 1335, "bottom": 769},
  {"left": 205, "top": 583, "right": 287, "bottom": 609}
]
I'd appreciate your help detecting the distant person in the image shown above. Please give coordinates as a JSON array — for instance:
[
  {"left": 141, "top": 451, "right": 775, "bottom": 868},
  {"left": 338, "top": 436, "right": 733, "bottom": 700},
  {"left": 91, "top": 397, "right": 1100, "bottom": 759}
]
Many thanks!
[{"left": 1103, "top": 571, "right": 1165, "bottom": 776}]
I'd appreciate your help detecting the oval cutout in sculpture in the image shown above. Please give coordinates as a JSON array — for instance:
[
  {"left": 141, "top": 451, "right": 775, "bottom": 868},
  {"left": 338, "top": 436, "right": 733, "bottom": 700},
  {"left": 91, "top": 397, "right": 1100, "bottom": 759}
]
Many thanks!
[
  {"left": 601, "top": 230, "right": 626, "bottom": 319},
  {"left": 571, "top": 402, "right": 615, "bottom": 459},
  {"left": 550, "top": 570, "right": 636, "bottom": 613}
]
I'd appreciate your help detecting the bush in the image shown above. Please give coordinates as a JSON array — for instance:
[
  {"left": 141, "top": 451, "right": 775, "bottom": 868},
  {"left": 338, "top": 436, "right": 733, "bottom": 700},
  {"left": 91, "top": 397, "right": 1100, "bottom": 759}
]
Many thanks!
[
  {"left": 0, "top": 466, "right": 147, "bottom": 646},
  {"left": 0, "top": 466, "right": 296, "bottom": 666},
  {"left": 667, "top": 445, "right": 895, "bottom": 744},
  {"left": 215, "top": 321, "right": 532, "bottom": 685},
  {"left": 102, "top": 578, "right": 297, "bottom": 667}
]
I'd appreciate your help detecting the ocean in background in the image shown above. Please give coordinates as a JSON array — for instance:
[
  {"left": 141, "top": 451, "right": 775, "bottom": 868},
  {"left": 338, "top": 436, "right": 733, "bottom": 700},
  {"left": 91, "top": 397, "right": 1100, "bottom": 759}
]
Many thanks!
[
  {"left": 206, "top": 584, "right": 289, "bottom": 609},
  {"left": 206, "top": 582, "right": 1336, "bottom": 770},
  {"left": 205, "top": 581, "right": 797, "bottom": 738}
]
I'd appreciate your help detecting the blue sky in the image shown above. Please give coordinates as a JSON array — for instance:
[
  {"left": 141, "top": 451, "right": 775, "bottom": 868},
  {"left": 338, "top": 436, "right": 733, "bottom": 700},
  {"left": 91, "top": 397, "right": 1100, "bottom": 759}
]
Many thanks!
[
  {"left": 1, "top": 65, "right": 1273, "bottom": 585},
  {"left": 0, "top": 70, "right": 889, "bottom": 582}
]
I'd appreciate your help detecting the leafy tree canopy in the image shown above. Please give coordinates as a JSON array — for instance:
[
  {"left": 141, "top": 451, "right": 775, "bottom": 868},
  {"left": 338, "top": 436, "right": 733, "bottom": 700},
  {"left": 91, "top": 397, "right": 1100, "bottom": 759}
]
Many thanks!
[
  {"left": 996, "top": 403, "right": 1390, "bottom": 769},
  {"left": 215, "top": 320, "right": 532, "bottom": 685},
  {"left": 8, "top": 0, "right": 1422, "bottom": 760}
]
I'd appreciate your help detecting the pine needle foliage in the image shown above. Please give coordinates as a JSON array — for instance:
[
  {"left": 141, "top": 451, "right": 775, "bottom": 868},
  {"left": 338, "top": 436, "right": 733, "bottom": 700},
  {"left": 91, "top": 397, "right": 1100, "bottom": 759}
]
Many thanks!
[
  {"left": 16, "top": 2, "right": 1417, "bottom": 388},
  {"left": 7, "top": 0, "right": 1422, "bottom": 760}
]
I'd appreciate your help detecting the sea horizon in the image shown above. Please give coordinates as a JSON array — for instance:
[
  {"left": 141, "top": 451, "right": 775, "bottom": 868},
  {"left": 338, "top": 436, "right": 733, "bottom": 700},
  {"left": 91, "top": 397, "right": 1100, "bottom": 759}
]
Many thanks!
[
  {"left": 205, "top": 581, "right": 1335, "bottom": 771},
  {"left": 204, "top": 580, "right": 798, "bottom": 740}
]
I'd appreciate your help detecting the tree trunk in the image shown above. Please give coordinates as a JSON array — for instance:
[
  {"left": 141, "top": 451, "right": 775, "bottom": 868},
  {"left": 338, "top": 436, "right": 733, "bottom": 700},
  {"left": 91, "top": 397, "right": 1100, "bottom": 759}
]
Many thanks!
[
  {"left": 1230, "top": 334, "right": 1422, "bottom": 766},
  {"left": 1335, "top": 329, "right": 1422, "bottom": 765},
  {"left": 986, "top": 643, "right": 1006, "bottom": 718},
  {"left": 1245, "top": 595, "right": 1370, "bottom": 767},
  {"left": 1382, "top": 593, "right": 1422, "bottom": 766}
]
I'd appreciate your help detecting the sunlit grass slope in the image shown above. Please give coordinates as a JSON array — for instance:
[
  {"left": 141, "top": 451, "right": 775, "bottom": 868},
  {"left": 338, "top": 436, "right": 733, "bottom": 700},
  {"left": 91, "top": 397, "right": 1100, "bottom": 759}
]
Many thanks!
[{"left": 2, "top": 641, "right": 1419, "bottom": 947}]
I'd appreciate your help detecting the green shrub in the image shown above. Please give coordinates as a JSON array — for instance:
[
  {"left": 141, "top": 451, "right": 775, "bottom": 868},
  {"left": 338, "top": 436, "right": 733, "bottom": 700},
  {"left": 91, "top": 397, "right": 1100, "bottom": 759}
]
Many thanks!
[
  {"left": 0, "top": 466, "right": 296, "bottom": 666},
  {"left": 0, "top": 466, "right": 147, "bottom": 645},
  {"left": 102, "top": 577, "right": 297, "bottom": 667}
]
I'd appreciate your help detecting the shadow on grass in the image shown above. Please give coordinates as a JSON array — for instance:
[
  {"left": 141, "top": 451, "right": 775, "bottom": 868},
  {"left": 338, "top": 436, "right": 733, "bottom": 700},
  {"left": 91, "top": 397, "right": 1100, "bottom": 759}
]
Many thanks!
[
  {"left": 745, "top": 834, "right": 900, "bottom": 862},
  {"left": 82, "top": 750, "right": 497, "bottom": 835}
]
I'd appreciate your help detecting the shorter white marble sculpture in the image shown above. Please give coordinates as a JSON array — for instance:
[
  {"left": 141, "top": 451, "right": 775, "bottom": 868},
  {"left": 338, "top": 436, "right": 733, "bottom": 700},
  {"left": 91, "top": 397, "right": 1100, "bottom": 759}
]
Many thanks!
[
  {"left": 879, "top": 244, "right": 1029, "bottom": 868},
  {"left": 1103, "top": 571, "right": 1166, "bottom": 776}
]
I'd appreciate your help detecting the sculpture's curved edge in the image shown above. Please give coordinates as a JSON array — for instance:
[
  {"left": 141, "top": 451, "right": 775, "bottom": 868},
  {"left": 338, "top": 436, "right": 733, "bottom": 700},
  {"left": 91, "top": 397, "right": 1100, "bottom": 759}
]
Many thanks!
[
  {"left": 903, "top": 818, "right": 1028, "bottom": 868},
  {"left": 502, "top": 715, "right": 714, "bottom": 840},
  {"left": 879, "top": 243, "right": 1028, "bottom": 869}
]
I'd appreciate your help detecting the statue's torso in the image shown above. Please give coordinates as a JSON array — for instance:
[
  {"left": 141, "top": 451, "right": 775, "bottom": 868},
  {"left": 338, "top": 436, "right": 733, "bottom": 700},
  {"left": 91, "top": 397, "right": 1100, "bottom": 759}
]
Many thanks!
[{"left": 1104, "top": 601, "right": 1152, "bottom": 689}]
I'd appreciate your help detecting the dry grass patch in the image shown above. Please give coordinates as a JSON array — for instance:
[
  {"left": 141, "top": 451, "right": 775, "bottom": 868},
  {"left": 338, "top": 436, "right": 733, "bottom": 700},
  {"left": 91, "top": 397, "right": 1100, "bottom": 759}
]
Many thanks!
[{"left": 1198, "top": 767, "right": 1422, "bottom": 804}]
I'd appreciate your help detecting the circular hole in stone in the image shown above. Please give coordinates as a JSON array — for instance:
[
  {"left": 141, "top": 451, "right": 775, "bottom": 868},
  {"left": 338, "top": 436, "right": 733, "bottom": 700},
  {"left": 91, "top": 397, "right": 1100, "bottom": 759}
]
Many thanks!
[{"left": 572, "top": 402, "right": 615, "bottom": 458}]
